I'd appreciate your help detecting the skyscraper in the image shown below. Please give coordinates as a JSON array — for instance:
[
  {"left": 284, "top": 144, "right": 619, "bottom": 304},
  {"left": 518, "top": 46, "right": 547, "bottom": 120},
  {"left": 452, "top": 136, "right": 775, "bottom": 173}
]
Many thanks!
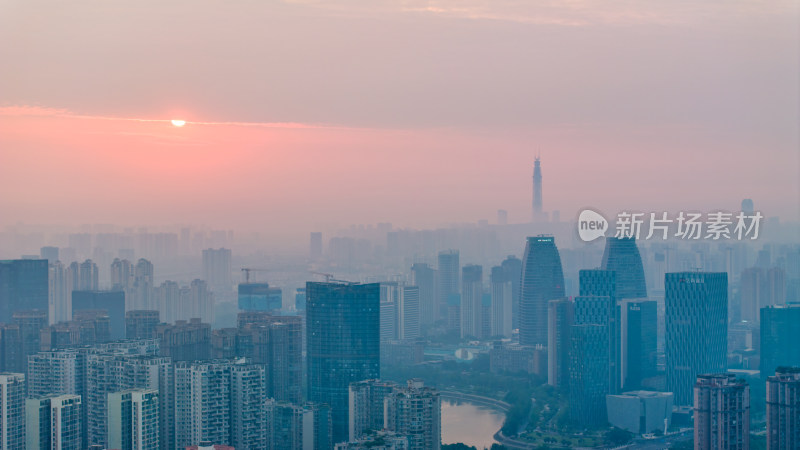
[
  {"left": 238, "top": 282, "right": 282, "bottom": 312},
  {"left": 500, "top": 255, "right": 522, "bottom": 330},
  {"left": 266, "top": 401, "right": 332, "bottom": 450},
  {"left": 460, "top": 265, "right": 483, "bottom": 339},
  {"left": 600, "top": 237, "right": 647, "bottom": 300},
  {"left": 620, "top": 299, "right": 657, "bottom": 390},
  {"left": 694, "top": 374, "right": 750, "bottom": 450},
  {"left": 665, "top": 272, "right": 728, "bottom": 406},
  {"left": 72, "top": 290, "right": 126, "bottom": 339},
  {"left": 0, "top": 259, "right": 49, "bottom": 324},
  {"left": 202, "top": 248, "right": 232, "bottom": 294},
  {"left": 437, "top": 250, "right": 459, "bottom": 321},
  {"left": 519, "top": 236, "right": 565, "bottom": 346},
  {"left": 490, "top": 266, "right": 512, "bottom": 338},
  {"left": 547, "top": 298, "right": 573, "bottom": 389},
  {"left": 766, "top": 367, "right": 800, "bottom": 449},
  {"left": 532, "top": 157, "right": 542, "bottom": 222},
  {"left": 397, "top": 285, "right": 420, "bottom": 340},
  {"left": 108, "top": 389, "right": 159, "bottom": 450},
  {"left": 307, "top": 282, "right": 380, "bottom": 444},
  {"left": 174, "top": 361, "right": 232, "bottom": 448},
  {"left": 410, "top": 263, "right": 436, "bottom": 325},
  {"left": 578, "top": 269, "right": 620, "bottom": 394},
  {"left": 384, "top": 379, "right": 441, "bottom": 450},
  {"left": 230, "top": 364, "right": 268, "bottom": 450},
  {"left": 0, "top": 373, "right": 25, "bottom": 450},
  {"left": 760, "top": 304, "right": 800, "bottom": 379},
  {"left": 26, "top": 394, "right": 82, "bottom": 450},
  {"left": 125, "top": 310, "right": 160, "bottom": 340},
  {"left": 348, "top": 379, "right": 397, "bottom": 442},
  {"left": 49, "top": 260, "right": 71, "bottom": 324},
  {"left": 13, "top": 310, "right": 48, "bottom": 371},
  {"left": 568, "top": 324, "right": 609, "bottom": 426}
]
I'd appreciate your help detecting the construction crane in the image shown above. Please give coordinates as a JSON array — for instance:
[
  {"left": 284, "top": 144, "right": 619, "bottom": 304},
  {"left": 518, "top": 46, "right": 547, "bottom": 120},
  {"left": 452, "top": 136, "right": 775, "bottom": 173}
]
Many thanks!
[
  {"left": 241, "top": 268, "right": 269, "bottom": 283},
  {"left": 309, "top": 271, "right": 351, "bottom": 284}
]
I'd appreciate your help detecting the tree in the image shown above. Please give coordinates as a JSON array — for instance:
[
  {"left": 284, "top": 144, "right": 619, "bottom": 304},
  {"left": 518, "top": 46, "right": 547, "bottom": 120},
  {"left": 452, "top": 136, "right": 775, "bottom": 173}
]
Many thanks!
[{"left": 604, "top": 427, "right": 633, "bottom": 446}]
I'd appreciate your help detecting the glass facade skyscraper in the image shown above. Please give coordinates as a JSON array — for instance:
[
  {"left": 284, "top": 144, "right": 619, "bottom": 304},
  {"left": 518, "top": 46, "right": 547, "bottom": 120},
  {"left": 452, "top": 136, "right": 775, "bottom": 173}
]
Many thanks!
[
  {"left": 665, "top": 272, "right": 728, "bottom": 406},
  {"left": 601, "top": 237, "right": 647, "bottom": 300},
  {"left": 519, "top": 236, "right": 565, "bottom": 346},
  {"left": 620, "top": 299, "right": 658, "bottom": 390},
  {"left": 760, "top": 304, "right": 800, "bottom": 379},
  {"left": 578, "top": 269, "right": 620, "bottom": 394},
  {"left": 568, "top": 324, "right": 609, "bottom": 426},
  {"left": 0, "top": 259, "right": 49, "bottom": 324},
  {"left": 307, "top": 282, "right": 380, "bottom": 444}
]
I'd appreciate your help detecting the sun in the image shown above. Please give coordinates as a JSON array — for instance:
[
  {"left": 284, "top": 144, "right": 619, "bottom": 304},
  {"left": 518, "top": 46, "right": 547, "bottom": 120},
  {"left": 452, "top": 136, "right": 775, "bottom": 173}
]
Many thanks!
[{"left": 171, "top": 119, "right": 186, "bottom": 127}]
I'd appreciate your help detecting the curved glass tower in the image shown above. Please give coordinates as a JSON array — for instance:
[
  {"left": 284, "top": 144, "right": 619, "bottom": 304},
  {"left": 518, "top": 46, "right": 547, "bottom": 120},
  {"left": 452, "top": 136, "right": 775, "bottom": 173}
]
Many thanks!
[
  {"left": 519, "top": 236, "right": 565, "bottom": 346},
  {"left": 601, "top": 237, "right": 647, "bottom": 300}
]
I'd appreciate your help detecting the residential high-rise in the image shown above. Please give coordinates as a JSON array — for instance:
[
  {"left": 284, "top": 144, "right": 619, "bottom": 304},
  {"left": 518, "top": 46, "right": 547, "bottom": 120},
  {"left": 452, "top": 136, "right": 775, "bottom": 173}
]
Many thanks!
[
  {"left": 568, "top": 324, "right": 609, "bottom": 426},
  {"left": 0, "top": 373, "right": 26, "bottom": 450},
  {"left": 694, "top": 374, "right": 750, "bottom": 450},
  {"left": 202, "top": 248, "right": 232, "bottom": 294},
  {"left": 519, "top": 236, "right": 565, "bottom": 346},
  {"left": 108, "top": 389, "right": 159, "bottom": 450},
  {"left": 72, "top": 290, "right": 126, "bottom": 339},
  {"left": 620, "top": 299, "right": 658, "bottom": 390},
  {"left": 578, "top": 269, "right": 620, "bottom": 394},
  {"left": 77, "top": 259, "right": 99, "bottom": 291},
  {"left": 49, "top": 260, "right": 72, "bottom": 324},
  {"left": 0, "top": 259, "right": 49, "bottom": 324},
  {"left": 500, "top": 255, "right": 522, "bottom": 330},
  {"left": 155, "top": 318, "right": 211, "bottom": 361},
  {"left": 490, "top": 266, "right": 512, "bottom": 338},
  {"left": 397, "top": 285, "right": 420, "bottom": 340},
  {"left": 761, "top": 304, "right": 800, "bottom": 381},
  {"left": 349, "top": 379, "right": 397, "bottom": 442},
  {"left": 766, "top": 367, "right": 800, "bottom": 449},
  {"left": 306, "top": 282, "right": 380, "bottom": 444},
  {"left": 125, "top": 310, "right": 160, "bottom": 340},
  {"left": 436, "top": 251, "right": 459, "bottom": 321},
  {"left": 26, "top": 394, "right": 82, "bottom": 450},
  {"left": 13, "top": 310, "right": 48, "bottom": 371},
  {"left": 384, "top": 379, "right": 441, "bottom": 450},
  {"left": 174, "top": 361, "right": 231, "bottom": 448},
  {"left": 230, "top": 364, "right": 268, "bottom": 450},
  {"left": 110, "top": 258, "right": 134, "bottom": 292},
  {"left": 460, "top": 265, "right": 483, "bottom": 339},
  {"left": 665, "top": 272, "right": 728, "bottom": 406},
  {"left": 601, "top": 237, "right": 647, "bottom": 300},
  {"left": 266, "top": 401, "right": 332, "bottom": 450},
  {"left": 132, "top": 259, "right": 154, "bottom": 311},
  {"left": 547, "top": 298, "right": 573, "bottom": 389},
  {"left": 532, "top": 157, "right": 542, "bottom": 222}
]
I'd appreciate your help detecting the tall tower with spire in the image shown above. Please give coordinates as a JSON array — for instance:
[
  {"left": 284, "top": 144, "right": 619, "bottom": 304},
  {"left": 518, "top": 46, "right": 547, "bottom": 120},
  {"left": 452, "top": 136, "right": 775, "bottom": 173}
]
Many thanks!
[{"left": 532, "top": 157, "right": 542, "bottom": 222}]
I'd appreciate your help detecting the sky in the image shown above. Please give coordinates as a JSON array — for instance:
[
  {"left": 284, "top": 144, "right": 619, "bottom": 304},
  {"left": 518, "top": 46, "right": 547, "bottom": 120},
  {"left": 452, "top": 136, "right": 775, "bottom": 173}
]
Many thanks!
[{"left": 1, "top": 0, "right": 798, "bottom": 239}]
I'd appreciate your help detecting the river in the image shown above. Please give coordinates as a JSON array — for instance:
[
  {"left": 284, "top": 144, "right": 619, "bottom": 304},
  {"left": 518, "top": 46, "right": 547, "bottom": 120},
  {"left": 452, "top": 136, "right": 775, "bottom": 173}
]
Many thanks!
[{"left": 441, "top": 399, "right": 505, "bottom": 449}]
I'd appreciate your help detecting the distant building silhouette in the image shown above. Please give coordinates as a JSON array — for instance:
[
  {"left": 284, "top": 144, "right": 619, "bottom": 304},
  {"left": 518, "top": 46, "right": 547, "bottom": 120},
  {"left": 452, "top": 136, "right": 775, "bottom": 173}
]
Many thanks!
[
  {"left": 460, "top": 265, "right": 483, "bottom": 339},
  {"left": 310, "top": 232, "right": 323, "bottom": 259},
  {"left": 410, "top": 263, "right": 437, "bottom": 326},
  {"left": 532, "top": 157, "right": 543, "bottom": 222},
  {"left": 71, "top": 290, "right": 125, "bottom": 340},
  {"left": 436, "top": 250, "right": 460, "bottom": 323},
  {"left": 490, "top": 266, "right": 512, "bottom": 338},
  {"left": 0, "top": 259, "right": 48, "bottom": 324},
  {"left": 600, "top": 237, "right": 647, "bottom": 300},
  {"left": 519, "top": 236, "right": 565, "bottom": 346},
  {"left": 500, "top": 255, "right": 522, "bottom": 330},
  {"left": 202, "top": 248, "right": 232, "bottom": 293}
]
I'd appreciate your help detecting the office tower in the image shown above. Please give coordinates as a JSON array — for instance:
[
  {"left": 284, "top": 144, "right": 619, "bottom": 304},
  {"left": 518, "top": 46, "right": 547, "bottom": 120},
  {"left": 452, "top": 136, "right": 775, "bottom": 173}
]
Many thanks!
[
  {"left": 766, "top": 367, "right": 800, "bottom": 449},
  {"left": 497, "top": 209, "right": 508, "bottom": 226},
  {"left": 519, "top": 236, "right": 565, "bottom": 346},
  {"left": 49, "top": 260, "right": 71, "bottom": 324},
  {"left": 620, "top": 300, "right": 658, "bottom": 390},
  {"left": 547, "top": 298, "right": 573, "bottom": 389},
  {"left": 601, "top": 237, "right": 647, "bottom": 300},
  {"left": 155, "top": 319, "right": 211, "bottom": 361},
  {"left": 126, "top": 310, "right": 160, "bottom": 340},
  {"left": 397, "top": 285, "right": 420, "bottom": 340},
  {"left": 26, "top": 394, "right": 82, "bottom": 450},
  {"left": 310, "top": 232, "right": 323, "bottom": 259},
  {"left": 760, "top": 304, "right": 800, "bottom": 378},
  {"left": 72, "top": 259, "right": 99, "bottom": 291},
  {"left": 568, "top": 324, "right": 609, "bottom": 426},
  {"left": 0, "top": 373, "right": 25, "bottom": 450},
  {"left": 131, "top": 259, "right": 154, "bottom": 311},
  {"left": 460, "top": 265, "right": 483, "bottom": 339},
  {"left": 107, "top": 389, "right": 159, "bottom": 450},
  {"left": 410, "top": 264, "right": 436, "bottom": 325},
  {"left": 384, "top": 379, "right": 441, "bottom": 450},
  {"left": 532, "top": 157, "right": 542, "bottom": 221},
  {"left": 0, "top": 259, "right": 49, "bottom": 324},
  {"left": 349, "top": 380, "right": 397, "bottom": 441},
  {"left": 13, "top": 310, "right": 48, "bottom": 369},
  {"left": 40, "top": 246, "right": 59, "bottom": 263},
  {"left": 307, "top": 282, "right": 380, "bottom": 444},
  {"left": 174, "top": 361, "right": 232, "bottom": 448},
  {"left": 266, "top": 401, "right": 332, "bottom": 450},
  {"left": 230, "top": 364, "right": 268, "bottom": 450},
  {"left": 694, "top": 374, "right": 750, "bottom": 450},
  {"left": 665, "top": 272, "right": 728, "bottom": 406},
  {"left": 0, "top": 324, "right": 23, "bottom": 373},
  {"left": 202, "top": 248, "right": 232, "bottom": 293},
  {"left": 490, "top": 266, "right": 512, "bottom": 338},
  {"left": 294, "top": 288, "right": 306, "bottom": 311},
  {"left": 436, "top": 250, "right": 460, "bottom": 320},
  {"left": 72, "top": 290, "right": 125, "bottom": 339},
  {"left": 238, "top": 313, "right": 303, "bottom": 403},
  {"left": 238, "top": 282, "right": 282, "bottom": 312},
  {"left": 500, "top": 255, "right": 522, "bottom": 330}
]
